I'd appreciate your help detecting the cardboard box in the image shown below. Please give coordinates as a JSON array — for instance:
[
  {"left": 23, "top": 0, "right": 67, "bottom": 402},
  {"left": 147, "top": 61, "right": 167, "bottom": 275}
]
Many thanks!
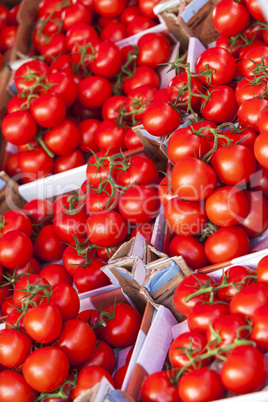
[{"left": 154, "top": 0, "right": 219, "bottom": 51}]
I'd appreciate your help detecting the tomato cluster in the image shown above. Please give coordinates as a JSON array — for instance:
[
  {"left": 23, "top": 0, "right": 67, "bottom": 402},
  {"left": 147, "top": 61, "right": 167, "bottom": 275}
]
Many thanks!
[
  {"left": 0, "top": 4, "right": 19, "bottom": 69},
  {"left": 3, "top": 2, "right": 173, "bottom": 183},
  {"left": 141, "top": 256, "right": 268, "bottom": 401}
]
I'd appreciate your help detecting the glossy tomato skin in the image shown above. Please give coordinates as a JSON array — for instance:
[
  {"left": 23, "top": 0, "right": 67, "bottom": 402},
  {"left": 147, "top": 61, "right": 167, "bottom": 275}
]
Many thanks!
[
  {"left": 77, "top": 340, "right": 116, "bottom": 374},
  {"left": 171, "top": 157, "right": 217, "bottom": 201},
  {"left": 13, "top": 274, "right": 50, "bottom": 309},
  {"left": 44, "top": 121, "right": 80, "bottom": 156},
  {"left": 39, "top": 263, "right": 73, "bottom": 286},
  {"left": 124, "top": 128, "right": 143, "bottom": 150},
  {"left": 127, "top": 15, "right": 156, "bottom": 36},
  {"left": 221, "top": 345, "right": 268, "bottom": 394},
  {"left": 18, "top": 148, "right": 54, "bottom": 183},
  {"left": 86, "top": 211, "right": 128, "bottom": 247},
  {"left": 78, "top": 119, "right": 99, "bottom": 153},
  {"left": 14, "top": 60, "right": 49, "bottom": 93},
  {"left": 56, "top": 319, "right": 95, "bottom": 366},
  {"left": 254, "top": 132, "right": 268, "bottom": 170},
  {"left": 178, "top": 368, "right": 225, "bottom": 402},
  {"left": 50, "top": 283, "right": 80, "bottom": 322},
  {"left": 217, "top": 265, "right": 256, "bottom": 302},
  {"left": 212, "top": 0, "right": 250, "bottom": 37},
  {"left": 250, "top": 305, "right": 268, "bottom": 352},
  {"left": 0, "top": 230, "right": 33, "bottom": 269},
  {"left": 257, "top": 255, "right": 268, "bottom": 285},
  {"left": 169, "top": 331, "right": 208, "bottom": 369},
  {"left": 168, "top": 235, "right": 208, "bottom": 270},
  {"left": 73, "top": 259, "right": 110, "bottom": 293},
  {"left": 158, "top": 176, "right": 177, "bottom": 207},
  {"left": 78, "top": 76, "right": 112, "bottom": 110},
  {"left": 93, "top": 0, "right": 126, "bottom": 17},
  {"left": 167, "top": 73, "right": 205, "bottom": 111},
  {"left": 238, "top": 98, "right": 268, "bottom": 133},
  {"left": 207, "top": 314, "right": 248, "bottom": 352},
  {"left": 2, "top": 111, "right": 37, "bottom": 146},
  {"left": 66, "top": 22, "right": 98, "bottom": 51},
  {"left": 0, "top": 210, "right": 32, "bottom": 238},
  {"left": 211, "top": 144, "right": 256, "bottom": 185},
  {"left": 100, "top": 21, "right": 127, "bottom": 42},
  {"left": 23, "top": 198, "right": 53, "bottom": 224},
  {"left": 30, "top": 94, "right": 66, "bottom": 128},
  {"left": 119, "top": 185, "right": 160, "bottom": 224},
  {"left": 53, "top": 207, "right": 87, "bottom": 244},
  {"left": 0, "top": 370, "right": 37, "bottom": 402},
  {"left": 201, "top": 85, "right": 238, "bottom": 123},
  {"left": 123, "top": 66, "right": 160, "bottom": 95},
  {"left": 116, "top": 155, "right": 158, "bottom": 187},
  {"left": 95, "top": 120, "right": 126, "bottom": 154},
  {"left": 23, "top": 303, "right": 62, "bottom": 344},
  {"left": 188, "top": 301, "right": 229, "bottom": 335},
  {"left": 53, "top": 150, "right": 85, "bottom": 174},
  {"left": 258, "top": 108, "right": 268, "bottom": 134},
  {"left": 137, "top": 33, "right": 171, "bottom": 69},
  {"left": 23, "top": 346, "right": 69, "bottom": 393},
  {"left": 204, "top": 226, "right": 250, "bottom": 264},
  {"left": 240, "top": 190, "right": 268, "bottom": 238},
  {"left": 0, "top": 329, "right": 32, "bottom": 368},
  {"left": 241, "top": 46, "right": 268, "bottom": 78},
  {"left": 98, "top": 304, "right": 142, "bottom": 348},
  {"left": 142, "top": 101, "right": 181, "bottom": 137},
  {"left": 164, "top": 198, "right": 207, "bottom": 237},
  {"left": 196, "top": 47, "right": 236, "bottom": 85},
  {"left": 205, "top": 186, "right": 249, "bottom": 227},
  {"left": 72, "top": 366, "right": 114, "bottom": 400},
  {"left": 34, "top": 225, "right": 66, "bottom": 262},
  {"left": 140, "top": 371, "right": 179, "bottom": 402},
  {"left": 173, "top": 274, "right": 216, "bottom": 317},
  {"left": 235, "top": 76, "right": 266, "bottom": 106},
  {"left": 245, "top": 0, "right": 266, "bottom": 21},
  {"left": 230, "top": 282, "right": 268, "bottom": 319}
]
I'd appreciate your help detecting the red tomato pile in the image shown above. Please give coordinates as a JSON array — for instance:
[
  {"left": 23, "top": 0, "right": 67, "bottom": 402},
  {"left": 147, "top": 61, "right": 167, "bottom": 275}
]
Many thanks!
[
  {"left": 141, "top": 256, "right": 268, "bottom": 401},
  {"left": 2, "top": 0, "right": 172, "bottom": 183},
  {"left": 0, "top": 4, "right": 19, "bottom": 68}
]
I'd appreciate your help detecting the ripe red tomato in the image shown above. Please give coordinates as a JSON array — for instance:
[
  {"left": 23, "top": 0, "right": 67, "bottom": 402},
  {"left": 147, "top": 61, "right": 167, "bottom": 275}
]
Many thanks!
[
  {"left": 116, "top": 155, "right": 158, "bottom": 187},
  {"left": 56, "top": 319, "right": 96, "bottom": 366},
  {"left": 89, "top": 40, "right": 123, "bottom": 78},
  {"left": 39, "top": 263, "right": 73, "bottom": 286},
  {"left": 123, "top": 66, "right": 160, "bottom": 95},
  {"left": 44, "top": 120, "right": 80, "bottom": 156},
  {"left": 221, "top": 345, "right": 268, "bottom": 394},
  {"left": 196, "top": 47, "right": 237, "bottom": 86},
  {"left": 164, "top": 198, "right": 207, "bottom": 237},
  {"left": 34, "top": 225, "right": 66, "bottom": 262},
  {"left": 95, "top": 120, "right": 126, "bottom": 154},
  {"left": 98, "top": 303, "right": 142, "bottom": 348},
  {"left": 158, "top": 176, "right": 177, "bottom": 207},
  {"left": 14, "top": 60, "right": 49, "bottom": 93},
  {"left": 50, "top": 283, "right": 80, "bottom": 321},
  {"left": 201, "top": 85, "right": 238, "bottom": 123},
  {"left": 119, "top": 185, "right": 160, "bottom": 224},
  {"left": 204, "top": 226, "right": 250, "bottom": 264},
  {"left": 235, "top": 76, "right": 266, "bottom": 106},
  {"left": 78, "top": 76, "right": 112, "bottom": 110},
  {"left": 100, "top": 21, "right": 127, "bottom": 42},
  {"left": 53, "top": 149, "right": 86, "bottom": 174},
  {"left": 73, "top": 259, "right": 110, "bottom": 293},
  {"left": 212, "top": 0, "right": 250, "bottom": 37},
  {"left": 77, "top": 340, "right": 116, "bottom": 374},
  {"left": 86, "top": 211, "right": 128, "bottom": 247},
  {"left": 127, "top": 15, "right": 156, "bottom": 36},
  {"left": 0, "top": 230, "right": 33, "bottom": 269},
  {"left": 257, "top": 255, "right": 268, "bottom": 285},
  {"left": 137, "top": 33, "right": 171, "bottom": 69},
  {"left": 240, "top": 190, "right": 268, "bottom": 237},
  {"left": 138, "top": 0, "right": 161, "bottom": 18},
  {"left": 72, "top": 366, "right": 114, "bottom": 400},
  {"left": 169, "top": 331, "right": 208, "bottom": 369},
  {"left": 2, "top": 111, "right": 37, "bottom": 146},
  {"left": 30, "top": 94, "right": 66, "bottom": 128},
  {"left": 13, "top": 274, "right": 50, "bottom": 309},
  {"left": 168, "top": 235, "right": 208, "bottom": 270},
  {"left": 173, "top": 273, "right": 217, "bottom": 317},
  {"left": 254, "top": 132, "right": 268, "bottom": 169},
  {"left": 211, "top": 144, "right": 256, "bottom": 185},
  {"left": 0, "top": 329, "right": 32, "bottom": 368},
  {"left": 250, "top": 305, "right": 268, "bottom": 352},
  {"left": 167, "top": 73, "right": 205, "bottom": 111},
  {"left": 62, "top": 3, "right": 91, "bottom": 30},
  {"left": 207, "top": 314, "right": 248, "bottom": 352},
  {"left": 238, "top": 98, "right": 268, "bottom": 133},
  {"left": 124, "top": 128, "right": 143, "bottom": 150},
  {"left": 258, "top": 108, "right": 268, "bottom": 134},
  {"left": 23, "top": 346, "right": 69, "bottom": 393},
  {"left": 179, "top": 368, "right": 225, "bottom": 401},
  {"left": 47, "top": 72, "right": 78, "bottom": 108},
  {"left": 23, "top": 199, "right": 53, "bottom": 224},
  {"left": 245, "top": 0, "right": 266, "bottom": 21},
  {"left": 217, "top": 265, "right": 256, "bottom": 302},
  {"left": 66, "top": 22, "right": 98, "bottom": 51},
  {"left": 93, "top": 0, "right": 126, "bottom": 17},
  {"left": 140, "top": 371, "right": 179, "bottom": 402},
  {"left": 0, "top": 210, "right": 32, "bottom": 238},
  {"left": 241, "top": 46, "right": 268, "bottom": 78},
  {"left": 205, "top": 186, "right": 249, "bottom": 227},
  {"left": 188, "top": 301, "right": 229, "bottom": 334},
  {"left": 230, "top": 282, "right": 268, "bottom": 319},
  {"left": 0, "top": 370, "right": 37, "bottom": 402},
  {"left": 142, "top": 100, "right": 181, "bottom": 137},
  {"left": 171, "top": 157, "right": 217, "bottom": 201},
  {"left": 23, "top": 303, "right": 62, "bottom": 343}
]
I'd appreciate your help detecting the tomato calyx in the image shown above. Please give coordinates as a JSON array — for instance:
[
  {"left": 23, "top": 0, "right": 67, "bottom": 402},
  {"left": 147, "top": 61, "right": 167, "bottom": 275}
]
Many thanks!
[
  {"left": 34, "top": 370, "right": 77, "bottom": 402},
  {"left": 1, "top": 268, "right": 34, "bottom": 289},
  {"left": 197, "top": 221, "right": 219, "bottom": 243},
  {"left": 72, "top": 41, "right": 96, "bottom": 77},
  {"left": 68, "top": 235, "right": 98, "bottom": 265},
  {"left": 91, "top": 301, "right": 117, "bottom": 331}
]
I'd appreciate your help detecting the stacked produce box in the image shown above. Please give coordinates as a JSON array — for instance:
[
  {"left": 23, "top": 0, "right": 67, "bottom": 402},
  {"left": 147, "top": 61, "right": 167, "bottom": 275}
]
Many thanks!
[{"left": 0, "top": 0, "right": 268, "bottom": 401}]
